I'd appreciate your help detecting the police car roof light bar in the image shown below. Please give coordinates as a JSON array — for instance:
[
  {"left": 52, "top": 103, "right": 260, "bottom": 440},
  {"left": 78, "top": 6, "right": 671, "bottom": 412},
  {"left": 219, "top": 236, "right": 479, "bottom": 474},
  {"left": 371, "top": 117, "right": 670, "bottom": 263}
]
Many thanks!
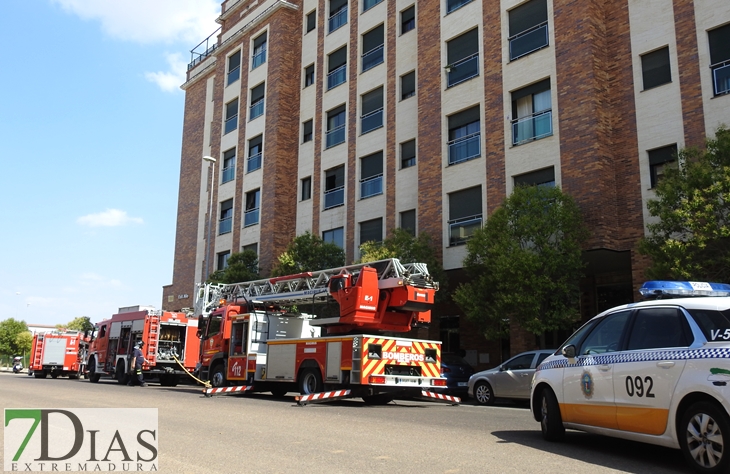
[{"left": 639, "top": 280, "right": 730, "bottom": 299}]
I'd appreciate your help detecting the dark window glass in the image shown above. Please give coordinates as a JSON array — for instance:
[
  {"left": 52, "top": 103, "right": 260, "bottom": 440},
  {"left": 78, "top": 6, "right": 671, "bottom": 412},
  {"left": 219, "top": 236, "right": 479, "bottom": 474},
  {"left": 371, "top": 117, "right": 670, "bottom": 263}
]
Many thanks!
[
  {"left": 401, "top": 6, "right": 415, "bottom": 34},
  {"left": 400, "top": 209, "right": 416, "bottom": 235},
  {"left": 323, "top": 227, "right": 344, "bottom": 248},
  {"left": 627, "top": 308, "right": 690, "bottom": 350},
  {"left": 508, "top": 0, "right": 549, "bottom": 60},
  {"left": 304, "top": 64, "right": 315, "bottom": 87},
  {"left": 217, "top": 251, "right": 230, "bottom": 271},
  {"left": 401, "top": 71, "right": 415, "bottom": 99},
  {"left": 227, "top": 51, "right": 241, "bottom": 85},
  {"left": 514, "top": 166, "right": 555, "bottom": 187},
  {"left": 449, "top": 186, "right": 482, "bottom": 221},
  {"left": 303, "top": 119, "right": 313, "bottom": 142},
  {"left": 224, "top": 99, "right": 239, "bottom": 134},
  {"left": 306, "top": 10, "right": 316, "bottom": 33},
  {"left": 401, "top": 139, "right": 415, "bottom": 168},
  {"left": 641, "top": 47, "right": 671, "bottom": 90},
  {"left": 648, "top": 144, "right": 677, "bottom": 188},
  {"left": 579, "top": 311, "right": 630, "bottom": 355},
  {"left": 360, "top": 218, "right": 383, "bottom": 244},
  {"left": 301, "top": 177, "right": 312, "bottom": 201}
]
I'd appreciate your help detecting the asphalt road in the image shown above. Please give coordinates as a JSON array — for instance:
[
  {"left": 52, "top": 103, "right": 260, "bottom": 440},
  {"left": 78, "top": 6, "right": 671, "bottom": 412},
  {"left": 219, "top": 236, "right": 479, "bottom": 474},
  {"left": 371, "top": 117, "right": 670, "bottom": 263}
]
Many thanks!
[{"left": 0, "top": 371, "right": 692, "bottom": 473}]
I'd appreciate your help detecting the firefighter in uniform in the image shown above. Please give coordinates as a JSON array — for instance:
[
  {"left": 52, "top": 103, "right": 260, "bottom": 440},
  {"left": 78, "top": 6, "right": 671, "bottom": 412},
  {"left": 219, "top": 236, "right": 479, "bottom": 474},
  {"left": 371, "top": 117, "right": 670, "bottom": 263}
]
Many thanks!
[{"left": 128, "top": 341, "right": 147, "bottom": 387}]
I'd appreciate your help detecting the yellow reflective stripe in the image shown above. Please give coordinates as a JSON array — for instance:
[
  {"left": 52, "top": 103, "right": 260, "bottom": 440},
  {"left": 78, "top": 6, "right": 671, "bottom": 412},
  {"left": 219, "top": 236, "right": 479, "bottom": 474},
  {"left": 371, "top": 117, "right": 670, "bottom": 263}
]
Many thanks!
[
  {"left": 617, "top": 407, "right": 668, "bottom": 435},
  {"left": 560, "top": 403, "right": 617, "bottom": 429}
]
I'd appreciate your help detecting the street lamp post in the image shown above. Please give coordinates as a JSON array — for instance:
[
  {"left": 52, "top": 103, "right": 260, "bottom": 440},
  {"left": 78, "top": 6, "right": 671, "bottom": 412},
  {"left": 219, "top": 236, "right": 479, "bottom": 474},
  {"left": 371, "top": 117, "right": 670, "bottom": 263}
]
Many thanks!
[{"left": 203, "top": 156, "right": 217, "bottom": 282}]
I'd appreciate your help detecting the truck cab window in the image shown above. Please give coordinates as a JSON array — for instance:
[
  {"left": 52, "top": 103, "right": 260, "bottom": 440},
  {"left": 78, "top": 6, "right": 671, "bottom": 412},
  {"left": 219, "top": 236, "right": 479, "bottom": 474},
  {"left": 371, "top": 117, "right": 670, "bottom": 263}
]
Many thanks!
[{"left": 207, "top": 315, "right": 222, "bottom": 338}]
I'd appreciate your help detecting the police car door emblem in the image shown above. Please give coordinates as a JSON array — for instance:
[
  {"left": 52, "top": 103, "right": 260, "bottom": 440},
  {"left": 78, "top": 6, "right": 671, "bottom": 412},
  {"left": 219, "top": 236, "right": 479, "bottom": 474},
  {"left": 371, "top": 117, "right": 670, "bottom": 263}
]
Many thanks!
[{"left": 581, "top": 370, "right": 594, "bottom": 398}]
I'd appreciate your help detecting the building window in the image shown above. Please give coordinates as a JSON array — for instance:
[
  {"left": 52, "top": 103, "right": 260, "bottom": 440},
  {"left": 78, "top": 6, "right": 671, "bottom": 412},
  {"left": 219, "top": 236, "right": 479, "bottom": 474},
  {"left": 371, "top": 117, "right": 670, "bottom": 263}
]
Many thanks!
[
  {"left": 326, "top": 105, "right": 346, "bottom": 148},
  {"left": 227, "top": 50, "right": 241, "bottom": 86},
  {"left": 446, "top": 28, "right": 479, "bottom": 87},
  {"left": 304, "top": 64, "right": 315, "bottom": 87},
  {"left": 511, "top": 79, "right": 552, "bottom": 145},
  {"left": 439, "top": 315, "right": 460, "bottom": 354},
  {"left": 250, "top": 83, "right": 265, "bottom": 120},
  {"left": 306, "top": 10, "right": 316, "bottom": 33},
  {"left": 242, "top": 243, "right": 258, "bottom": 255},
  {"left": 244, "top": 189, "right": 260, "bottom": 227},
  {"left": 709, "top": 24, "right": 730, "bottom": 96},
  {"left": 222, "top": 148, "right": 236, "bottom": 183},
  {"left": 360, "top": 218, "right": 383, "bottom": 245},
  {"left": 363, "top": 0, "right": 382, "bottom": 12},
  {"left": 329, "top": 0, "right": 348, "bottom": 33},
  {"left": 327, "top": 47, "right": 347, "bottom": 90},
  {"left": 447, "top": 0, "right": 473, "bottom": 14},
  {"left": 509, "top": 0, "right": 549, "bottom": 61},
  {"left": 324, "top": 165, "right": 345, "bottom": 209},
  {"left": 448, "top": 106, "right": 481, "bottom": 165},
  {"left": 217, "top": 250, "right": 231, "bottom": 271},
  {"left": 360, "top": 151, "right": 383, "bottom": 199},
  {"left": 448, "top": 186, "right": 482, "bottom": 246},
  {"left": 401, "top": 6, "right": 415, "bottom": 34},
  {"left": 641, "top": 47, "right": 671, "bottom": 90},
  {"left": 303, "top": 119, "right": 313, "bottom": 143},
  {"left": 401, "top": 71, "right": 415, "bottom": 100},
  {"left": 219, "top": 199, "right": 233, "bottom": 234},
  {"left": 323, "top": 227, "right": 344, "bottom": 248},
  {"left": 224, "top": 98, "right": 238, "bottom": 135},
  {"left": 362, "top": 25, "right": 384, "bottom": 72},
  {"left": 514, "top": 166, "right": 555, "bottom": 188},
  {"left": 648, "top": 144, "right": 677, "bottom": 188},
  {"left": 400, "top": 209, "right": 416, "bottom": 236},
  {"left": 247, "top": 135, "right": 263, "bottom": 173},
  {"left": 401, "top": 139, "right": 416, "bottom": 169},
  {"left": 361, "top": 87, "right": 383, "bottom": 134},
  {"left": 301, "top": 176, "right": 312, "bottom": 201},
  {"left": 252, "top": 32, "right": 267, "bottom": 69}
]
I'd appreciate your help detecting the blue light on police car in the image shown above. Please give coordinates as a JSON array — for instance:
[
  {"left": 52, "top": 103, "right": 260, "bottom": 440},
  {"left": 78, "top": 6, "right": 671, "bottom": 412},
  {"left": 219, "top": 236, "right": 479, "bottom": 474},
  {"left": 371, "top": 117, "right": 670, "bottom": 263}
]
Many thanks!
[{"left": 639, "top": 280, "right": 730, "bottom": 298}]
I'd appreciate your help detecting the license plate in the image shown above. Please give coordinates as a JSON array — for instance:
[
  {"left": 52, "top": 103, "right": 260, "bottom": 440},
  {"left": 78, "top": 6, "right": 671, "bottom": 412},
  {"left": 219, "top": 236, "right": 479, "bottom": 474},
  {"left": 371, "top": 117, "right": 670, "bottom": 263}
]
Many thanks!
[{"left": 457, "top": 382, "right": 468, "bottom": 387}]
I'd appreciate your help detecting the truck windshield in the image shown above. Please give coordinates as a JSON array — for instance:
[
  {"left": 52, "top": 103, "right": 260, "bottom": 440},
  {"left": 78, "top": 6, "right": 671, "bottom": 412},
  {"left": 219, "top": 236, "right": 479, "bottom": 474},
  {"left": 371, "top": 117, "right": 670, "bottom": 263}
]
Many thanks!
[{"left": 206, "top": 315, "right": 222, "bottom": 338}]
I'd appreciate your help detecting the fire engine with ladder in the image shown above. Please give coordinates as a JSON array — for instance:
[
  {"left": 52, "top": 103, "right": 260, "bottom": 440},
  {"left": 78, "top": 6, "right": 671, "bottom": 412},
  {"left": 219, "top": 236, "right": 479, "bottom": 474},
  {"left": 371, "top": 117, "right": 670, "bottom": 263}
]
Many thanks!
[
  {"left": 29, "top": 329, "right": 89, "bottom": 379},
  {"left": 196, "top": 258, "right": 459, "bottom": 405},
  {"left": 86, "top": 306, "right": 199, "bottom": 386}
]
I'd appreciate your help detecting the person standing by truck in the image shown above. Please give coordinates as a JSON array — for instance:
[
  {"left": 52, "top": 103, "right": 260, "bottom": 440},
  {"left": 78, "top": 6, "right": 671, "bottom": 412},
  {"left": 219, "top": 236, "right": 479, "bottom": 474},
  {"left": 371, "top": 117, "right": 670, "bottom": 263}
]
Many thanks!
[{"left": 127, "top": 341, "right": 147, "bottom": 387}]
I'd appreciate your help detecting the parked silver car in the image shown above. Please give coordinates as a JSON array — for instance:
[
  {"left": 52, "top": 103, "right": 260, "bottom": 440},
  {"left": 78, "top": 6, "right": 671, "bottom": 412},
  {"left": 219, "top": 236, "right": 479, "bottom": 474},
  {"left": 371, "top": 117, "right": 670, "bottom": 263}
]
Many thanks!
[{"left": 468, "top": 350, "right": 554, "bottom": 405}]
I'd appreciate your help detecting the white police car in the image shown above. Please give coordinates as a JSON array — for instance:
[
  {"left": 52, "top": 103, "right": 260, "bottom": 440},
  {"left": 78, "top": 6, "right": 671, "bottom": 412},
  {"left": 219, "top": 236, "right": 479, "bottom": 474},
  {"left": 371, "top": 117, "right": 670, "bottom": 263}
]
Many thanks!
[{"left": 531, "top": 281, "right": 730, "bottom": 473}]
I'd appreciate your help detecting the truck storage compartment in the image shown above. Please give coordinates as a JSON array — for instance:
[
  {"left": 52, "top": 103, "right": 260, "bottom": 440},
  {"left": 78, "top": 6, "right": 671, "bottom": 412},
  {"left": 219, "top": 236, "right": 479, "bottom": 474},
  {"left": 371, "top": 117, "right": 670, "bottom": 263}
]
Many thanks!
[{"left": 157, "top": 324, "right": 187, "bottom": 362}]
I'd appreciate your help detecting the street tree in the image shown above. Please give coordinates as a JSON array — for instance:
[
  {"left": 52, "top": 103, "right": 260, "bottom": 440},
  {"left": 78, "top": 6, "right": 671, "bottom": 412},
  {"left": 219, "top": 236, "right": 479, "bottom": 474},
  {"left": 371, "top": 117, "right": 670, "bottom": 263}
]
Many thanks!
[
  {"left": 59, "top": 316, "right": 94, "bottom": 332},
  {"left": 208, "top": 250, "right": 260, "bottom": 283},
  {"left": 15, "top": 331, "right": 33, "bottom": 364},
  {"left": 272, "top": 231, "right": 345, "bottom": 276},
  {"left": 0, "top": 318, "right": 29, "bottom": 360},
  {"left": 639, "top": 127, "right": 730, "bottom": 282},
  {"left": 454, "top": 185, "right": 588, "bottom": 340}
]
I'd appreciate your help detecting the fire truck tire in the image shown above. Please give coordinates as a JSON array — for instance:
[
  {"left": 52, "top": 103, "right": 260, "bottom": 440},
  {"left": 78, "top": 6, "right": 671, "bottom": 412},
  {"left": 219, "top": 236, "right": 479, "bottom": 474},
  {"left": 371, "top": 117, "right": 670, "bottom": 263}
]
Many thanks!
[
  {"left": 116, "top": 362, "right": 129, "bottom": 385},
  {"left": 88, "top": 358, "right": 101, "bottom": 383},
  {"left": 34, "top": 371, "right": 47, "bottom": 379},
  {"left": 210, "top": 364, "right": 228, "bottom": 388},
  {"left": 298, "top": 369, "right": 323, "bottom": 395}
]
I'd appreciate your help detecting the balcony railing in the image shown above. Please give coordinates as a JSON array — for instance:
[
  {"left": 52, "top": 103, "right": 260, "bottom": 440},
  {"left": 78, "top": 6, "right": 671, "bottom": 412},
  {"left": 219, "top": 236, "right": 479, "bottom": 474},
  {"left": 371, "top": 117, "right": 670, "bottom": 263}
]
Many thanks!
[
  {"left": 328, "top": 7, "right": 347, "bottom": 33},
  {"left": 250, "top": 99, "right": 264, "bottom": 120},
  {"left": 326, "top": 124, "right": 346, "bottom": 148},
  {"left": 244, "top": 208, "right": 259, "bottom": 227},
  {"left": 361, "top": 108, "right": 383, "bottom": 134},
  {"left": 324, "top": 186, "right": 345, "bottom": 209},
  {"left": 222, "top": 164, "right": 235, "bottom": 183},
  {"left": 512, "top": 109, "right": 552, "bottom": 145},
  {"left": 509, "top": 22, "right": 549, "bottom": 61},
  {"left": 224, "top": 116, "right": 238, "bottom": 134},
  {"left": 219, "top": 216, "right": 232, "bottom": 234},
  {"left": 449, "top": 215, "right": 482, "bottom": 246},
  {"left": 247, "top": 152, "right": 262, "bottom": 173},
  {"left": 448, "top": 132, "right": 481, "bottom": 165},
  {"left": 188, "top": 27, "right": 221, "bottom": 71},
  {"left": 362, "top": 45, "right": 384, "bottom": 72},
  {"left": 327, "top": 64, "right": 347, "bottom": 90},
  {"left": 227, "top": 66, "right": 240, "bottom": 86},
  {"left": 252, "top": 48, "right": 267, "bottom": 69},
  {"left": 360, "top": 175, "right": 383, "bottom": 198},
  {"left": 446, "top": 0, "right": 473, "bottom": 14},
  {"left": 712, "top": 61, "right": 730, "bottom": 96},
  {"left": 446, "top": 53, "right": 479, "bottom": 88}
]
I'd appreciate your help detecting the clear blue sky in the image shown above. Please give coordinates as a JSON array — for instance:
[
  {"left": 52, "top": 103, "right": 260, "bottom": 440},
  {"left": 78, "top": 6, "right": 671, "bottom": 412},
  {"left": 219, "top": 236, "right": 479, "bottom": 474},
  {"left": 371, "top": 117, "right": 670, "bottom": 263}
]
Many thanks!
[{"left": 0, "top": 1, "right": 220, "bottom": 327}]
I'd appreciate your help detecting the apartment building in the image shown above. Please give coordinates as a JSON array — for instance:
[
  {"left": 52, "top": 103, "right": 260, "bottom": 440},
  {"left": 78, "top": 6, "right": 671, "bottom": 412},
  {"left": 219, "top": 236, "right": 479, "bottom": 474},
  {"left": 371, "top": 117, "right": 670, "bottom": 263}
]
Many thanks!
[{"left": 163, "top": 0, "right": 730, "bottom": 362}]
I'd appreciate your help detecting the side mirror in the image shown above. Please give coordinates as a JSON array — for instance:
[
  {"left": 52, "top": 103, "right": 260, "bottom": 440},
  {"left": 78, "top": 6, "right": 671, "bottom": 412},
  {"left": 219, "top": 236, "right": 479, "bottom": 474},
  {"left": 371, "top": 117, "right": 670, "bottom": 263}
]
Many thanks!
[
  {"left": 498, "top": 365, "right": 505, "bottom": 372},
  {"left": 562, "top": 345, "right": 576, "bottom": 358},
  {"left": 196, "top": 330, "right": 202, "bottom": 339}
]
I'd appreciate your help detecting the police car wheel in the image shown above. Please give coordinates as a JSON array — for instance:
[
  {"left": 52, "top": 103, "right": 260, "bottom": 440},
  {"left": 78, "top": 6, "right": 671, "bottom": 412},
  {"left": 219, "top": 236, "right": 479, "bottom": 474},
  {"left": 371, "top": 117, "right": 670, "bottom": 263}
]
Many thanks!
[
  {"left": 540, "top": 387, "right": 565, "bottom": 442},
  {"left": 474, "top": 381, "right": 495, "bottom": 406},
  {"left": 679, "top": 401, "right": 729, "bottom": 473}
]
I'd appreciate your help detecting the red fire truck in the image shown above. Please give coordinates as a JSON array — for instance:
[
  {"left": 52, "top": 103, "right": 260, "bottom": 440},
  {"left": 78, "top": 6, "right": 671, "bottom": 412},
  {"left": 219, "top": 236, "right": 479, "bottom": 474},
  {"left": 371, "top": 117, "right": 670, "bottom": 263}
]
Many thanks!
[
  {"left": 30, "top": 330, "right": 89, "bottom": 379},
  {"left": 86, "top": 306, "right": 199, "bottom": 386},
  {"left": 196, "top": 258, "right": 456, "bottom": 404}
]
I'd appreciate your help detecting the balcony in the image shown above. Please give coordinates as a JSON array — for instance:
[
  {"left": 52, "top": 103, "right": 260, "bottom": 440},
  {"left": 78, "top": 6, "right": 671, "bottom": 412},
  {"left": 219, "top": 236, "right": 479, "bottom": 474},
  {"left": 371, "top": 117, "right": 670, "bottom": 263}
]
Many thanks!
[
  {"left": 509, "top": 22, "right": 549, "bottom": 61},
  {"left": 219, "top": 217, "right": 232, "bottom": 234},
  {"left": 360, "top": 175, "right": 383, "bottom": 198},
  {"left": 328, "top": 7, "right": 347, "bottom": 33},
  {"left": 512, "top": 110, "right": 552, "bottom": 145},
  {"left": 327, "top": 64, "right": 347, "bottom": 90},
  {"left": 247, "top": 152, "right": 262, "bottom": 173},
  {"left": 188, "top": 27, "right": 221, "bottom": 71},
  {"left": 244, "top": 208, "right": 259, "bottom": 227},
  {"left": 324, "top": 186, "right": 345, "bottom": 209},
  {"left": 712, "top": 61, "right": 730, "bottom": 96},
  {"left": 224, "top": 116, "right": 238, "bottom": 134},
  {"left": 326, "top": 124, "right": 346, "bottom": 148},
  {"left": 449, "top": 215, "right": 482, "bottom": 246},
  {"left": 252, "top": 48, "right": 267, "bottom": 69},
  {"left": 448, "top": 132, "right": 481, "bottom": 165},
  {"left": 250, "top": 99, "right": 264, "bottom": 120},
  {"left": 362, "top": 45, "right": 384, "bottom": 72},
  {"left": 446, "top": 53, "right": 479, "bottom": 88},
  {"left": 222, "top": 164, "right": 235, "bottom": 183},
  {"left": 361, "top": 108, "right": 383, "bottom": 134}
]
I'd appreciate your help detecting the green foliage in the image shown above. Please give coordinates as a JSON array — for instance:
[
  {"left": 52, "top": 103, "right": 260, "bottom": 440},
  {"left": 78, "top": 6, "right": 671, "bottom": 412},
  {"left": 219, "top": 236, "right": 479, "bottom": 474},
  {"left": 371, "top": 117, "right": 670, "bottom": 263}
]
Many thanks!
[
  {"left": 272, "top": 231, "right": 345, "bottom": 276},
  {"left": 15, "top": 331, "right": 33, "bottom": 357},
  {"left": 639, "top": 127, "right": 730, "bottom": 282},
  {"left": 60, "top": 316, "right": 94, "bottom": 332},
  {"left": 359, "top": 228, "right": 449, "bottom": 301},
  {"left": 454, "top": 185, "right": 588, "bottom": 339},
  {"left": 0, "top": 318, "right": 29, "bottom": 357},
  {"left": 208, "top": 250, "right": 260, "bottom": 283}
]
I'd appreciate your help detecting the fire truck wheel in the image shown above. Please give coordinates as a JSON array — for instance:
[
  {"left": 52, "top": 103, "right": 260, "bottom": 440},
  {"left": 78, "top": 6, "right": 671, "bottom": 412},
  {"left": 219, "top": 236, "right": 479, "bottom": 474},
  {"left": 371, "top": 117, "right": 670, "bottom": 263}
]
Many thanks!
[
  {"left": 210, "top": 364, "right": 228, "bottom": 388},
  {"left": 34, "top": 371, "right": 47, "bottom": 379},
  {"left": 88, "top": 358, "right": 101, "bottom": 383},
  {"left": 116, "top": 362, "right": 129, "bottom": 385},
  {"left": 298, "top": 369, "right": 323, "bottom": 395}
]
